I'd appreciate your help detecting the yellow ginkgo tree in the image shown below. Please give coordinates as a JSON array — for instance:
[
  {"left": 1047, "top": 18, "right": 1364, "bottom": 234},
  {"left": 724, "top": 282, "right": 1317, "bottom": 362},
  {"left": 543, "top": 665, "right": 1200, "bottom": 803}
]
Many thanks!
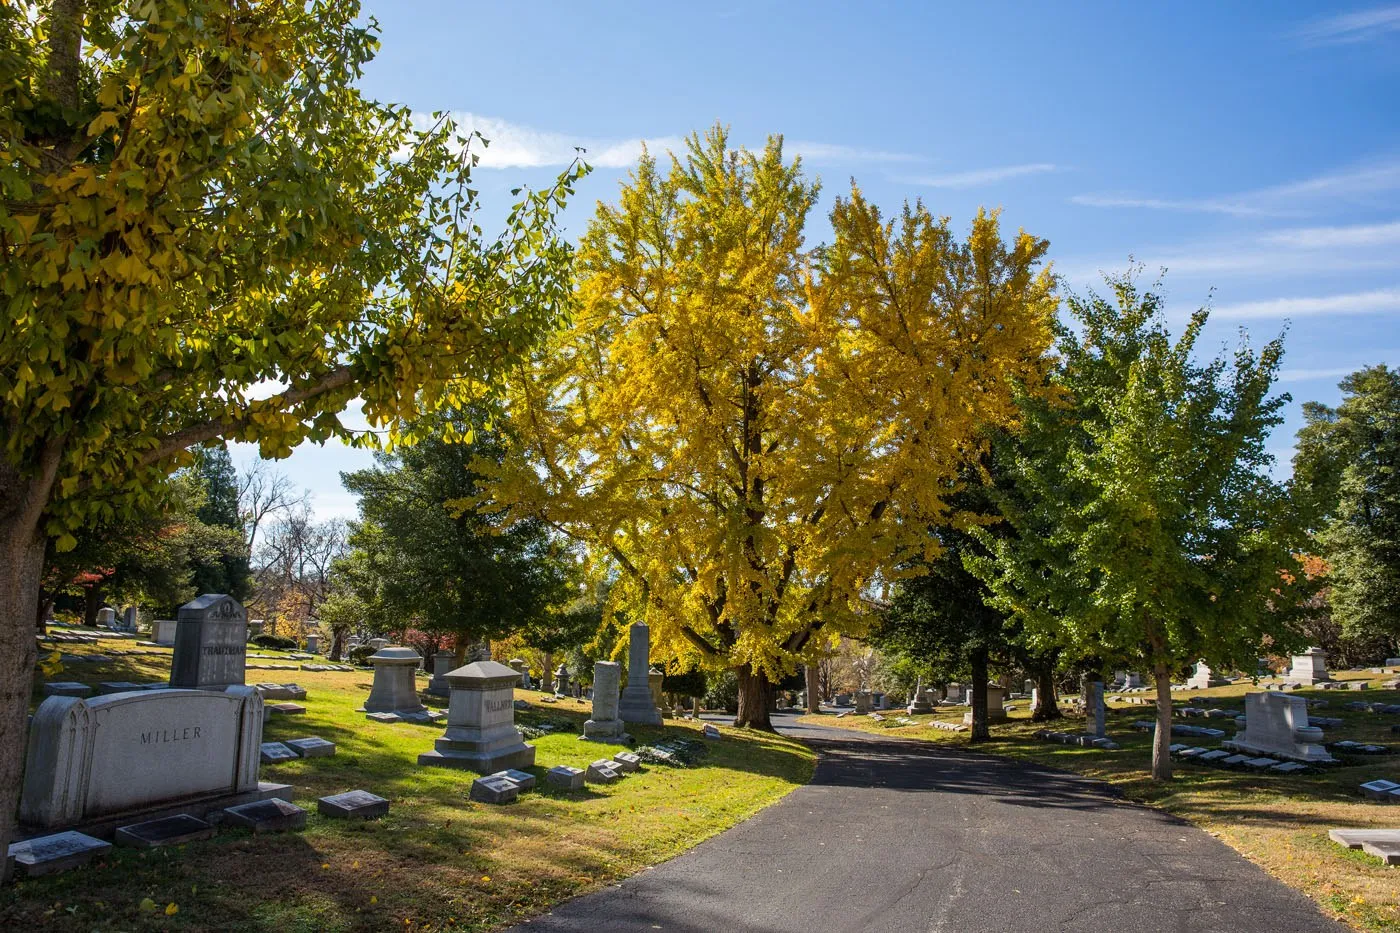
[
  {"left": 487, "top": 127, "right": 1058, "bottom": 728},
  {"left": 0, "top": 0, "right": 581, "bottom": 866}
]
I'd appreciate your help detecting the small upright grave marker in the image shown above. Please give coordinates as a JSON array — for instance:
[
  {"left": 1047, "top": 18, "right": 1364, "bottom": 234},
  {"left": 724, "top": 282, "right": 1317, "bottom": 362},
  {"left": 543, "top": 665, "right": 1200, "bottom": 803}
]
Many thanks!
[{"left": 170, "top": 594, "right": 247, "bottom": 690}]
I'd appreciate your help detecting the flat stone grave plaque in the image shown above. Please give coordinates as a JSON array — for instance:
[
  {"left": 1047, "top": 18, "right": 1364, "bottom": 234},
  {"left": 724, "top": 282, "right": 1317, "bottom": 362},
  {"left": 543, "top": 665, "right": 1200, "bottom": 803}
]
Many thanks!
[
  {"left": 1360, "top": 779, "right": 1400, "bottom": 800},
  {"left": 1198, "top": 750, "right": 1231, "bottom": 762},
  {"left": 223, "top": 798, "right": 306, "bottom": 833},
  {"left": 42, "top": 682, "right": 91, "bottom": 698},
  {"left": 286, "top": 737, "right": 335, "bottom": 758},
  {"left": 7, "top": 831, "right": 111, "bottom": 877},
  {"left": 260, "top": 742, "right": 297, "bottom": 763},
  {"left": 1243, "top": 757, "right": 1280, "bottom": 770},
  {"left": 115, "top": 814, "right": 215, "bottom": 849},
  {"left": 366, "top": 712, "right": 400, "bottom": 723},
  {"left": 703, "top": 723, "right": 721, "bottom": 739},
  {"left": 97, "top": 682, "right": 144, "bottom": 695},
  {"left": 1362, "top": 840, "right": 1400, "bottom": 865},
  {"left": 1271, "top": 762, "right": 1308, "bottom": 774},
  {"left": 470, "top": 775, "right": 520, "bottom": 804},
  {"left": 267, "top": 702, "right": 306, "bottom": 716},
  {"left": 318, "top": 790, "right": 389, "bottom": 820},
  {"left": 1221, "top": 754, "right": 1253, "bottom": 767},
  {"left": 547, "top": 765, "right": 585, "bottom": 790},
  {"left": 612, "top": 751, "right": 641, "bottom": 772},
  {"left": 491, "top": 768, "right": 537, "bottom": 791},
  {"left": 587, "top": 760, "right": 621, "bottom": 783}
]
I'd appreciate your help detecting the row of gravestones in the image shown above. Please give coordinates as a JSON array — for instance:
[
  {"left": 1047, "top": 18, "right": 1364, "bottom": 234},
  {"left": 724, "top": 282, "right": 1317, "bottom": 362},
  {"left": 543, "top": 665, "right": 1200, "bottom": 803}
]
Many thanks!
[{"left": 14, "top": 595, "right": 709, "bottom": 877}]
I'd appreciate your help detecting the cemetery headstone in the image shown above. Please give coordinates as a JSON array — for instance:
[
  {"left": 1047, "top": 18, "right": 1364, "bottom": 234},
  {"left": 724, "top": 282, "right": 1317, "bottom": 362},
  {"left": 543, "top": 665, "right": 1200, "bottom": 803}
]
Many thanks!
[
  {"left": 1287, "top": 647, "right": 1332, "bottom": 685},
  {"left": 1186, "top": 660, "right": 1229, "bottom": 690},
  {"left": 907, "top": 678, "right": 934, "bottom": 714},
  {"left": 152, "top": 619, "right": 177, "bottom": 646},
  {"left": 7, "top": 831, "right": 111, "bottom": 877},
  {"left": 554, "top": 663, "right": 571, "bottom": 696},
  {"left": 648, "top": 668, "right": 665, "bottom": 709},
  {"left": 96, "top": 606, "right": 117, "bottom": 630},
  {"left": 318, "top": 790, "right": 389, "bottom": 820},
  {"left": 305, "top": 632, "right": 319, "bottom": 654},
  {"left": 114, "top": 814, "right": 215, "bottom": 849},
  {"left": 169, "top": 594, "right": 248, "bottom": 690},
  {"left": 363, "top": 646, "right": 427, "bottom": 716},
  {"left": 1223, "top": 691, "right": 1336, "bottom": 763},
  {"left": 854, "top": 691, "right": 873, "bottom": 714},
  {"left": 368, "top": 637, "right": 389, "bottom": 651},
  {"left": 547, "top": 765, "right": 586, "bottom": 790},
  {"left": 20, "top": 686, "right": 273, "bottom": 832},
  {"left": 586, "top": 759, "right": 621, "bottom": 783},
  {"left": 1084, "top": 678, "right": 1106, "bottom": 738},
  {"left": 418, "top": 660, "right": 536, "bottom": 772},
  {"left": 427, "top": 650, "right": 456, "bottom": 697},
  {"left": 223, "top": 797, "right": 306, "bottom": 833},
  {"left": 618, "top": 622, "right": 664, "bottom": 725},
  {"left": 285, "top": 737, "right": 335, "bottom": 758},
  {"left": 121, "top": 606, "right": 138, "bottom": 632},
  {"left": 584, "top": 660, "right": 631, "bottom": 742}
]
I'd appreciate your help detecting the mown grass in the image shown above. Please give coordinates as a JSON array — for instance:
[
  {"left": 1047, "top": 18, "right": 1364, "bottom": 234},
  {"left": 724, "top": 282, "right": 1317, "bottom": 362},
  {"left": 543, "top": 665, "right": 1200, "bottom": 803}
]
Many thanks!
[
  {"left": 4, "top": 637, "right": 815, "bottom": 932},
  {"left": 802, "top": 672, "right": 1400, "bottom": 932}
]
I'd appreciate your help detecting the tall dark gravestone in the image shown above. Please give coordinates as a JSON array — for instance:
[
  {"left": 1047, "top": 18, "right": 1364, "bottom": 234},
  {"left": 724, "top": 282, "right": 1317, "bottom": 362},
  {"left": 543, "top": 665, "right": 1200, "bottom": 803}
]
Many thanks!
[{"left": 170, "top": 594, "right": 248, "bottom": 690}]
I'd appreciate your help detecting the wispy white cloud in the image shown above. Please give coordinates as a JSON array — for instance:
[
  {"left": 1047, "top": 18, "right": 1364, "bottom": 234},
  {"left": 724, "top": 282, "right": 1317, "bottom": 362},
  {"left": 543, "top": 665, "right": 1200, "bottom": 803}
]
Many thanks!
[
  {"left": 1261, "top": 219, "right": 1400, "bottom": 248},
  {"left": 1071, "top": 157, "right": 1400, "bottom": 217},
  {"left": 904, "top": 162, "right": 1058, "bottom": 189},
  {"left": 1068, "top": 194, "right": 1276, "bottom": 217},
  {"left": 414, "top": 113, "right": 924, "bottom": 170},
  {"left": 1213, "top": 286, "right": 1400, "bottom": 319},
  {"left": 1276, "top": 366, "right": 1366, "bottom": 382},
  {"left": 787, "top": 141, "right": 922, "bottom": 165},
  {"left": 1292, "top": 5, "right": 1400, "bottom": 45}
]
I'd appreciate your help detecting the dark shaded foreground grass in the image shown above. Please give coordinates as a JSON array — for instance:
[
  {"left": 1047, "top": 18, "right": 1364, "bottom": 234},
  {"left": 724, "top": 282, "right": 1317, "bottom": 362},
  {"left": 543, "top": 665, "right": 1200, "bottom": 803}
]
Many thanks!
[
  {"left": 4, "top": 641, "right": 815, "bottom": 932},
  {"left": 803, "top": 673, "right": 1400, "bottom": 932}
]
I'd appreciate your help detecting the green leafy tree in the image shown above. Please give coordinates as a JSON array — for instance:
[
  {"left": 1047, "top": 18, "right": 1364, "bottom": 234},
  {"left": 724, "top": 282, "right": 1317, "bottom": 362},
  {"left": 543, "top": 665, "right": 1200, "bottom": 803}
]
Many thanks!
[
  {"left": 188, "top": 445, "right": 251, "bottom": 600},
  {"left": 1293, "top": 367, "right": 1400, "bottom": 652},
  {"left": 970, "top": 277, "right": 1297, "bottom": 780},
  {"left": 0, "top": 0, "right": 580, "bottom": 869},
  {"left": 341, "top": 408, "right": 573, "bottom": 656}
]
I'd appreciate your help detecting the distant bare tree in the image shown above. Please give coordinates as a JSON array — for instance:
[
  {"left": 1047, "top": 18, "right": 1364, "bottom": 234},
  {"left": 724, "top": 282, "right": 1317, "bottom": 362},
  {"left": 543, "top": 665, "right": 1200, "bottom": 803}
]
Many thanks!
[
  {"left": 251, "top": 503, "right": 347, "bottom": 630},
  {"left": 237, "top": 459, "right": 305, "bottom": 559}
]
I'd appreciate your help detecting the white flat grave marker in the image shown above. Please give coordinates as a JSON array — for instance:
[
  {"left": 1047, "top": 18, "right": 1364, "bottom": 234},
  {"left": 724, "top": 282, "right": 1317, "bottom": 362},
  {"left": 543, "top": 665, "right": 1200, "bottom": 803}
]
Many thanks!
[
  {"left": 7, "top": 831, "right": 110, "bottom": 877},
  {"left": 318, "top": 790, "right": 389, "bottom": 820}
]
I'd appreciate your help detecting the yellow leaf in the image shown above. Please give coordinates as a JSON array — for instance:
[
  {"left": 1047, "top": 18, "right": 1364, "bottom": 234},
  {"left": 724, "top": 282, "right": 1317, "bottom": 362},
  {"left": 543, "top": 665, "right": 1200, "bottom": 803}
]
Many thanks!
[{"left": 165, "top": 903, "right": 178, "bottom": 916}]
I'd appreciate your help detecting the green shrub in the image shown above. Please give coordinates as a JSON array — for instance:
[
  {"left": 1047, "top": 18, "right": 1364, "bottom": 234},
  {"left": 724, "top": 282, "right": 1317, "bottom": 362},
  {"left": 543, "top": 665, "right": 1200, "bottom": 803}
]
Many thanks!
[
  {"left": 251, "top": 633, "right": 296, "bottom": 651},
  {"left": 348, "top": 644, "right": 377, "bottom": 666}
]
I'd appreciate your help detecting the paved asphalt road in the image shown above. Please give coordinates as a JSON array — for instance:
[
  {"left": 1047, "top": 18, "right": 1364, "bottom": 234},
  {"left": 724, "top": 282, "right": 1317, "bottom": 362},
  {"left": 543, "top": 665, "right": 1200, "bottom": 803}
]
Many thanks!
[{"left": 507, "top": 714, "right": 1343, "bottom": 933}]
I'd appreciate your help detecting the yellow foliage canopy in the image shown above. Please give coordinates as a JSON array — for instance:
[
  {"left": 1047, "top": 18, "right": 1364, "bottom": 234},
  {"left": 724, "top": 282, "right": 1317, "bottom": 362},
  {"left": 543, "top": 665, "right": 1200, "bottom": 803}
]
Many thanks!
[{"left": 489, "top": 128, "right": 1058, "bottom": 680}]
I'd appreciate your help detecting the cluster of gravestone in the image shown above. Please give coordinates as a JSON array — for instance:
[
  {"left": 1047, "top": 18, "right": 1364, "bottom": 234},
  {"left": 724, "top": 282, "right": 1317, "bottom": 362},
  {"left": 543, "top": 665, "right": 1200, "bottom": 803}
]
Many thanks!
[{"left": 1033, "top": 730, "right": 1120, "bottom": 749}]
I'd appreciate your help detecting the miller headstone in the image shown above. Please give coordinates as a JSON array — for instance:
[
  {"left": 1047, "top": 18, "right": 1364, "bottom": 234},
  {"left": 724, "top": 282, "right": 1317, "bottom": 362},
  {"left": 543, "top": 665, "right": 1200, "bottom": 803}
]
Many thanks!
[{"left": 169, "top": 594, "right": 247, "bottom": 690}]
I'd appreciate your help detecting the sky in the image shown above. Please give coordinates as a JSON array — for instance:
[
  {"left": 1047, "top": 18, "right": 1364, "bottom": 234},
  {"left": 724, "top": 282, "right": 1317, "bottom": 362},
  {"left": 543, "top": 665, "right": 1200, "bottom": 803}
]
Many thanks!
[{"left": 231, "top": 1, "right": 1400, "bottom": 521}]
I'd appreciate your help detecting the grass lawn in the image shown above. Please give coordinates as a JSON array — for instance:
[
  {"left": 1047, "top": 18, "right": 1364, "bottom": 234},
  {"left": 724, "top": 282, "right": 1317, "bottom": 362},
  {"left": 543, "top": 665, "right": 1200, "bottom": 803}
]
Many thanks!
[
  {"left": 3, "top": 637, "right": 815, "bottom": 932},
  {"left": 801, "top": 672, "right": 1400, "bottom": 932}
]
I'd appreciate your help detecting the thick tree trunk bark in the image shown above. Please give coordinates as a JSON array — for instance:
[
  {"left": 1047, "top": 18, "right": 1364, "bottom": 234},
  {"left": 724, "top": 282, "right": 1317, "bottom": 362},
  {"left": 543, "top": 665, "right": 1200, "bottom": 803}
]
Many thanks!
[
  {"left": 0, "top": 520, "right": 45, "bottom": 884},
  {"left": 734, "top": 664, "right": 775, "bottom": 730},
  {"left": 1152, "top": 660, "right": 1174, "bottom": 781},
  {"left": 83, "top": 585, "right": 102, "bottom": 628},
  {"left": 969, "top": 648, "right": 989, "bottom": 742},
  {"left": 1031, "top": 665, "right": 1062, "bottom": 721},
  {"left": 804, "top": 663, "right": 821, "bottom": 713}
]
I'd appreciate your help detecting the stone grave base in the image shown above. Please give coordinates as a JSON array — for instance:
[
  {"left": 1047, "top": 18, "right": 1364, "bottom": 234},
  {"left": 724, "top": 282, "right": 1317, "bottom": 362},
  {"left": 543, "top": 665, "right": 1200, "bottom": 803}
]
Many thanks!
[
  {"left": 17, "top": 780, "right": 292, "bottom": 843},
  {"left": 419, "top": 743, "right": 536, "bottom": 774}
]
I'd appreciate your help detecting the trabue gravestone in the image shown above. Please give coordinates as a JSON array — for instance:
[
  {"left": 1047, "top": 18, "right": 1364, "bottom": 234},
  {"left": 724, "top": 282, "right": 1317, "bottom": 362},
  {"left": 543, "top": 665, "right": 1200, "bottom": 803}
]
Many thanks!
[{"left": 170, "top": 594, "right": 247, "bottom": 690}]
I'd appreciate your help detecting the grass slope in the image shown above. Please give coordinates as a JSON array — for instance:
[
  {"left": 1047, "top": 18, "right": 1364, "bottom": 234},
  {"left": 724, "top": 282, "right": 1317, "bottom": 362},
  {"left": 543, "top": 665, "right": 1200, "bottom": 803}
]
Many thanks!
[
  {"left": 4, "top": 638, "right": 814, "bottom": 932},
  {"left": 803, "top": 673, "right": 1400, "bottom": 932}
]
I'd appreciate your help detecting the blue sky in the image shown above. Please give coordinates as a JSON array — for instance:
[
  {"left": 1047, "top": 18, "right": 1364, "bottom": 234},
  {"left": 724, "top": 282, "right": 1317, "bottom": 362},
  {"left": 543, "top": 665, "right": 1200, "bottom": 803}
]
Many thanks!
[{"left": 232, "top": 1, "right": 1400, "bottom": 520}]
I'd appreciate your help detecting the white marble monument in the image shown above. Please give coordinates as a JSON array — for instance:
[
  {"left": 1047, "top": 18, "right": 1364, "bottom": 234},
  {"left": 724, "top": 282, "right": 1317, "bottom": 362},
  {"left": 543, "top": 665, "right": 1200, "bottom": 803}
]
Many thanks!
[
  {"left": 418, "top": 661, "right": 536, "bottom": 772},
  {"left": 1186, "top": 660, "right": 1229, "bottom": 690},
  {"left": 1223, "top": 691, "right": 1335, "bottom": 763},
  {"left": 583, "top": 660, "right": 630, "bottom": 743},
  {"left": 364, "top": 647, "right": 426, "bottom": 715},
  {"left": 1287, "top": 647, "right": 1331, "bottom": 685}
]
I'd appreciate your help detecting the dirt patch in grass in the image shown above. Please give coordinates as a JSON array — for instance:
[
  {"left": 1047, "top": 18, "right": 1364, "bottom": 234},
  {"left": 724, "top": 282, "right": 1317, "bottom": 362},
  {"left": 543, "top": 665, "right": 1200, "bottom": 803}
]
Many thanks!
[
  {"left": 5, "top": 640, "right": 814, "bottom": 932},
  {"left": 804, "top": 674, "right": 1400, "bottom": 932}
]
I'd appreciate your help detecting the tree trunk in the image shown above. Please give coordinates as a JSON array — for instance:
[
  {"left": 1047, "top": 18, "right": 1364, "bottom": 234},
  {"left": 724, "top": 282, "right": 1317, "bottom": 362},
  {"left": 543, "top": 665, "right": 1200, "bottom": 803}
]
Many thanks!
[
  {"left": 1031, "top": 665, "right": 1062, "bottom": 721},
  {"left": 968, "top": 648, "right": 989, "bottom": 742},
  {"left": 804, "top": 663, "right": 821, "bottom": 713},
  {"left": 83, "top": 585, "right": 102, "bottom": 628},
  {"left": 734, "top": 664, "right": 775, "bottom": 730},
  {"left": 36, "top": 595, "right": 53, "bottom": 633},
  {"left": 0, "top": 519, "right": 45, "bottom": 883},
  {"left": 540, "top": 650, "right": 554, "bottom": 693},
  {"left": 1152, "top": 660, "right": 1173, "bottom": 781}
]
